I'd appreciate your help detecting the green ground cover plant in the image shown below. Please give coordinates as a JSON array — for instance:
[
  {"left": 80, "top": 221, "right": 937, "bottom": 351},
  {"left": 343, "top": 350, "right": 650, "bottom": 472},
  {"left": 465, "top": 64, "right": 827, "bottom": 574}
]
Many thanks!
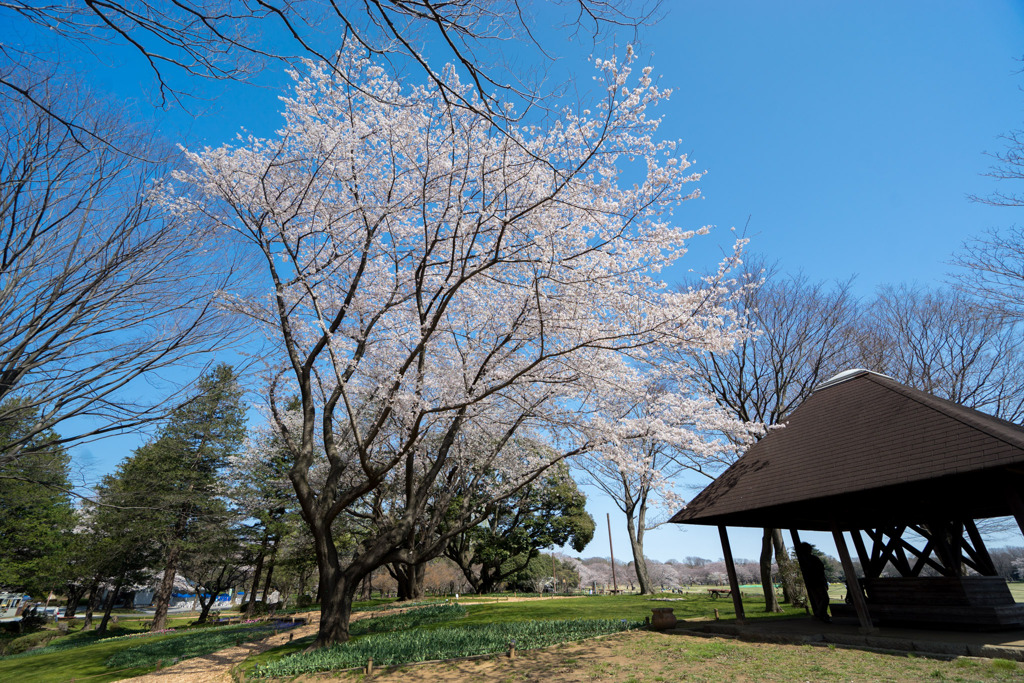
[
  {"left": 253, "top": 618, "right": 641, "bottom": 678},
  {"left": 348, "top": 604, "right": 466, "bottom": 636},
  {"left": 0, "top": 629, "right": 121, "bottom": 659}
]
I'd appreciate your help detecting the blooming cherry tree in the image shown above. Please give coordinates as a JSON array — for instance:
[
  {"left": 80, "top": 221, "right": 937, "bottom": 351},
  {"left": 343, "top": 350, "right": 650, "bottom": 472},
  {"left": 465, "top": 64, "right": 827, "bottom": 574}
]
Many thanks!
[
  {"left": 172, "top": 46, "right": 747, "bottom": 646},
  {"left": 578, "top": 372, "right": 755, "bottom": 594}
]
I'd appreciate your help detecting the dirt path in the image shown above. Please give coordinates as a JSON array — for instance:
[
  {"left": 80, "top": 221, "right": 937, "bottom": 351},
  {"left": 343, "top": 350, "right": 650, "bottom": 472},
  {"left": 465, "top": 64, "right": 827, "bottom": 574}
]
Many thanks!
[
  {"left": 120, "top": 612, "right": 324, "bottom": 683},
  {"left": 119, "top": 598, "right": 584, "bottom": 683}
]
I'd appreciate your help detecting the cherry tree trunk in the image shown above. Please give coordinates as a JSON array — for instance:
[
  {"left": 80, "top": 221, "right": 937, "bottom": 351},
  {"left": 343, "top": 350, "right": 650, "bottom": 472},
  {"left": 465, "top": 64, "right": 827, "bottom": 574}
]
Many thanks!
[
  {"left": 197, "top": 596, "right": 215, "bottom": 624},
  {"left": 626, "top": 517, "right": 652, "bottom": 595},
  {"left": 771, "top": 528, "right": 804, "bottom": 604},
  {"left": 760, "top": 528, "right": 782, "bottom": 612},
  {"left": 314, "top": 563, "right": 356, "bottom": 647}
]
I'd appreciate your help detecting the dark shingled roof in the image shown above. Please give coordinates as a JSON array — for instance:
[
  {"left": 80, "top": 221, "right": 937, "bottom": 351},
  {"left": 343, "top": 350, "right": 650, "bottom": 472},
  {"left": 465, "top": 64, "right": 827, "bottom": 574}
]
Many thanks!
[{"left": 670, "top": 370, "right": 1024, "bottom": 531}]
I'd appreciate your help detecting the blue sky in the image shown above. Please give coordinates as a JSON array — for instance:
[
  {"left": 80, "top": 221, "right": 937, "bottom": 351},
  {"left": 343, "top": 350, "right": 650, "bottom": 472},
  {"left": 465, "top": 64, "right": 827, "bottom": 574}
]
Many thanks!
[{"left": 20, "top": 1, "right": 1024, "bottom": 563}]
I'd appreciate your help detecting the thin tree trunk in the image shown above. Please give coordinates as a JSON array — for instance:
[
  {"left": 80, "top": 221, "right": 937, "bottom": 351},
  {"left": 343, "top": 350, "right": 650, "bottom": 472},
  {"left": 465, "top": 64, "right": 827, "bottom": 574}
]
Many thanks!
[
  {"left": 261, "top": 538, "right": 278, "bottom": 608},
  {"left": 82, "top": 579, "right": 100, "bottom": 630},
  {"left": 151, "top": 545, "right": 180, "bottom": 631},
  {"left": 625, "top": 496, "right": 652, "bottom": 595},
  {"left": 760, "top": 528, "right": 782, "bottom": 612},
  {"left": 246, "top": 530, "right": 270, "bottom": 617},
  {"left": 771, "top": 528, "right": 804, "bottom": 604},
  {"left": 196, "top": 595, "right": 214, "bottom": 623},
  {"left": 97, "top": 570, "right": 126, "bottom": 634}
]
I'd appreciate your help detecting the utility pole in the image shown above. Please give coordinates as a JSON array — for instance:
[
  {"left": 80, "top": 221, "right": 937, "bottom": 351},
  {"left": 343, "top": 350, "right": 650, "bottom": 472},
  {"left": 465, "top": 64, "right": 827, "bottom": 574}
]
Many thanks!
[{"left": 607, "top": 513, "right": 618, "bottom": 594}]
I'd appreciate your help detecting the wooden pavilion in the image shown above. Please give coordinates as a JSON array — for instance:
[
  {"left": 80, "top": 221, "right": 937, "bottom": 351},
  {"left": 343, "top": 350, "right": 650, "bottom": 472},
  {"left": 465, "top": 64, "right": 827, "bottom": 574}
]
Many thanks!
[{"left": 670, "top": 369, "right": 1024, "bottom": 631}]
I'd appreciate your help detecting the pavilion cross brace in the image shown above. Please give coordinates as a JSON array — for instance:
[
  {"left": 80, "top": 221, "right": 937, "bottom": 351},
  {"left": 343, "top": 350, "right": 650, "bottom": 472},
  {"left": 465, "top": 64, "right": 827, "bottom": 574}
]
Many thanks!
[{"left": 854, "top": 520, "right": 997, "bottom": 580}]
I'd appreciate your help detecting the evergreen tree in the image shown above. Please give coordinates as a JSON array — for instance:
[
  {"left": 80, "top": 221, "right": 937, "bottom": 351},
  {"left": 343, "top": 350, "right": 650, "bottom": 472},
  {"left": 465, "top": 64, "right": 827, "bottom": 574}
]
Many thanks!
[
  {"left": 109, "top": 364, "right": 245, "bottom": 631},
  {"left": 0, "top": 401, "right": 75, "bottom": 596},
  {"left": 85, "top": 466, "right": 163, "bottom": 632},
  {"left": 446, "top": 463, "right": 594, "bottom": 594},
  {"left": 229, "top": 400, "right": 300, "bottom": 616}
]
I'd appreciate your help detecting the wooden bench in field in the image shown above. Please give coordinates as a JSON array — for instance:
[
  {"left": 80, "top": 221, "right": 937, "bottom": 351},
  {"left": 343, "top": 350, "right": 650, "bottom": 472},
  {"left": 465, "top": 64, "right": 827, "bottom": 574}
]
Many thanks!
[{"left": 707, "top": 588, "right": 731, "bottom": 599}]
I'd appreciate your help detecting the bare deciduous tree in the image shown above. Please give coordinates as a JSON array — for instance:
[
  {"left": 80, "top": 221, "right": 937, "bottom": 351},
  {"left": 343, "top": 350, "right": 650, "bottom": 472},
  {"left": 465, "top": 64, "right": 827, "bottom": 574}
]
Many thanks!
[
  {"left": 683, "top": 255, "right": 861, "bottom": 609},
  {"left": 688, "top": 257, "right": 860, "bottom": 428},
  {"left": 1, "top": 0, "right": 659, "bottom": 141},
  {"left": 859, "top": 284, "right": 1024, "bottom": 423},
  {"left": 953, "top": 227, "right": 1024, "bottom": 323},
  {"left": 0, "top": 80, "right": 239, "bottom": 472},
  {"left": 953, "top": 112, "right": 1024, "bottom": 331}
]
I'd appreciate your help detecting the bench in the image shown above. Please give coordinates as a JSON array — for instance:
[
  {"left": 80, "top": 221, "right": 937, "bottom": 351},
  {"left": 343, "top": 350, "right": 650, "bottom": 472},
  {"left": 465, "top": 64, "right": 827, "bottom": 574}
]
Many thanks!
[{"left": 707, "top": 588, "right": 731, "bottom": 599}]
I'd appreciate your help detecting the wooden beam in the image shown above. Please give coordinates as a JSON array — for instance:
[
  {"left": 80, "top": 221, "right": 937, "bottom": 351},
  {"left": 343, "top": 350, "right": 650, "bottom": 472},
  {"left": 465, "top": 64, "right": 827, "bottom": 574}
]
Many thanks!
[
  {"left": 851, "top": 530, "right": 872, "bottom": 577},
  {"left": 832, "top": 523, "right": 875, "bottom": 633},
  {"left": 1007, "top": 486, "right": 1024, "bottom": 539},
  {"left": 718, "top": 525, "right": 745, "bottom": 622},
  {"left": 964, "top": 519, "right": 997, "bottom": 576},
  {"left": 790, "top": 529, "right": 802, "bottom": 548}
]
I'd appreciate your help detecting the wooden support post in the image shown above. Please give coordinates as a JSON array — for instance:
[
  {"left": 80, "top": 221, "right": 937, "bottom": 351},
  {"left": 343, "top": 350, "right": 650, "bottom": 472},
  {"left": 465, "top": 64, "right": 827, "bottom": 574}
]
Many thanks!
[
  {"left": 964, "top": 518, "right": 997, "bottom": 576},
  {"left": 850, "top": 530, "right": 872, "bottom": 577},
  {"left": 790, "top": 529, "right": 802, "bottom": 549},
  {"left": 831, "top": 523, "right": 875, "bottom": 634},
  {"left": 1006, "top": 487, "right": 1024, "bottom": 541},
  {"left": 718, "top": 525, "right": 745, "bottom": 623}
]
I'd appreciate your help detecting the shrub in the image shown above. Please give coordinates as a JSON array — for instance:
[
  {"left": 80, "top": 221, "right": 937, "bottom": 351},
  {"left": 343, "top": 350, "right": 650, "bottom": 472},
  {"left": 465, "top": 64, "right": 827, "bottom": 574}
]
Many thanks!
[
  {"left": 2, "top": 630, "right": 59, "bottom": 656},
  {"left": 18, "top": 613, "right": 47, "bottom": 633},
  {"left": 246, "top": 602, "right": 270, "bottom": 616}
]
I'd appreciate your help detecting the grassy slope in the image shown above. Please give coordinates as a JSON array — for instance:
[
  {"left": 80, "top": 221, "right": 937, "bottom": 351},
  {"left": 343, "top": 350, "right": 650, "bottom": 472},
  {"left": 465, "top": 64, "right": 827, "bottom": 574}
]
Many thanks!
[
  {"left": 0, "top": 631, "right": 181, "bottom": 683},
  {"left": 0, "top": 600, "right": 391, "bottom": 683}
]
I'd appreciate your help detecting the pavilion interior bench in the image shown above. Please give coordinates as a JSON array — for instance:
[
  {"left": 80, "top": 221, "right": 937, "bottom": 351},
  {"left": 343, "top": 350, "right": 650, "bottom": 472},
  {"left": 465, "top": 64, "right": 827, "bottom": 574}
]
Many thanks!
[{"left": 831, "top": 576, "right": 1024, "bottom": 630}]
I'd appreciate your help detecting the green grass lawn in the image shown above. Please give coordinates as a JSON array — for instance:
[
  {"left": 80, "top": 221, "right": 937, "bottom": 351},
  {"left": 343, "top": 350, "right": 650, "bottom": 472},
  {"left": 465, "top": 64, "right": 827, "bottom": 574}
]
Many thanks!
[
  {"left": 458, "top": 591, "right": 805, "bottom": 626},
  {"left": 0, "top": 598, "right": 396, "bottom": 683},
  {"left": 0, "top": 629, "right": 183, "bottom": 683}
]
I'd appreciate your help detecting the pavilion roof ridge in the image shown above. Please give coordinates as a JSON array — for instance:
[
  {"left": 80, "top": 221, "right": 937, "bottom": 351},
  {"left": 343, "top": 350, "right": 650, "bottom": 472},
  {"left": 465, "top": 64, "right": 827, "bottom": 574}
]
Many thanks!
[{"left": 862, "top": 372, "right": 1024, "bottom": 452}]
